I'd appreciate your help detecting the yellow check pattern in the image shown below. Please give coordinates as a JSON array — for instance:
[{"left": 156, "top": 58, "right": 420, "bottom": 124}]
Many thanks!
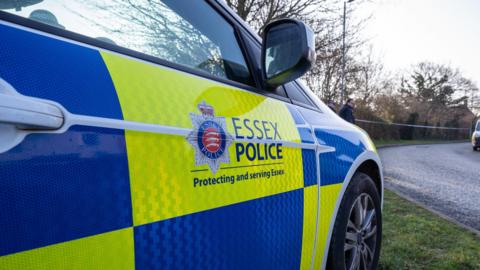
[
  {"left": 101, "top": 52, "right": 304, "bottom": 226},
  {"left": 0, "top": 228, "right": 134, "bottom": 270},
  {"left": 0, "top": 51, "right": 347, "bottom": 270}
]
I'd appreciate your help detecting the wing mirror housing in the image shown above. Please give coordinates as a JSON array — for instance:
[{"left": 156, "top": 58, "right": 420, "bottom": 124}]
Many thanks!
[{"left": 261, "top": 19, "right": 316, "bottom": 88}]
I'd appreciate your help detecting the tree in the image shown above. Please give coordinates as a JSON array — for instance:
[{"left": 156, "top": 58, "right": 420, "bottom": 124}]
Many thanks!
[
  {"left": 351, "top": 46, "right": 386, "bottom": 105},
  {"left": 225, "top": 0, "right": 370, "bottom": 105},
  {"left": 399, "top": 62, "right": 469, "bottom": 107},
  {"left": 225, "top": 0, "right": 330, "bottom": 34}
]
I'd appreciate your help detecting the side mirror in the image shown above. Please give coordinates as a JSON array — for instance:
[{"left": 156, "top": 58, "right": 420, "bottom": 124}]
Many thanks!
[{"left": 261, "top": 19, "right": 316, "bottom": 88}]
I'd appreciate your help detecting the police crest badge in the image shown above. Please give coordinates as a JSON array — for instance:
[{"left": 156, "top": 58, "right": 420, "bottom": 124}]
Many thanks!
[{"left": 187, "top": 101, "right": 234, "bottom": 173}]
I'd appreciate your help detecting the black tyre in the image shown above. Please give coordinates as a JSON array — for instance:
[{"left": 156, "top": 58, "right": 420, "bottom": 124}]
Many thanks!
[
  {"left": 474, "top": 147, "right": 478, "bottom": 151},
  {"left": 327, "top": 172, "right": 382, "bottom": 270}
]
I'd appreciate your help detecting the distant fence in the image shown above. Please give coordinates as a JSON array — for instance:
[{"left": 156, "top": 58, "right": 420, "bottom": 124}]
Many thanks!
[{"left": 356, "top": 119, "right": 471, "bottom": 141}]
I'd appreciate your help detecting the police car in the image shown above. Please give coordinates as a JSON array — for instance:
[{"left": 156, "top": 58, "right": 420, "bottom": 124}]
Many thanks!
[
  {"left": 473, "top": 120, "right": 480, "bottom": 151},
  {"left": 0, "top": 1, "right": 383, "bottom": 269}
]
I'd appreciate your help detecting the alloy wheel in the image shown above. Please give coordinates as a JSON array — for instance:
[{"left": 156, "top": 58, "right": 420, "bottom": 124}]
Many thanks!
[{"left": 344, "top": 193, "right": 378, "bottom": 270}]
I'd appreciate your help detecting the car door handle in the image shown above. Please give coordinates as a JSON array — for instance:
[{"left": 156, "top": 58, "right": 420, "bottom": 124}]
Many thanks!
[{"left": 0, "top": 93, "right": 63, "bottom": 130}]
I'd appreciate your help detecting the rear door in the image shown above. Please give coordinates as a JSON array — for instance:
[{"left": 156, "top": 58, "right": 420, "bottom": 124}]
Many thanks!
[
  {"left": 0, "top": 3, "right": 134, "bottom": 269},
  {"left": 1, "top": 1, "right": 320, "bottom": 269}
]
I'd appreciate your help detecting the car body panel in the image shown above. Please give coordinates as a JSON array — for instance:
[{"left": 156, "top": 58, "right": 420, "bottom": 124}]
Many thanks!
[
  {"left": 472, "top": 120, "right": 480, "bottom": 147},
  {"left": 0, "top": 2, "right": 382, "bottom": 269}
]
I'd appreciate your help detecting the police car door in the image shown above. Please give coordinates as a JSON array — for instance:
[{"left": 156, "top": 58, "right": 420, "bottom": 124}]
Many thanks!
[
  {"left": 283, "top": 81, "right": 343, "bottom": 270},
  {"left": 1, "top": 1, "right": 318, "bottom": 269},
  {"left": 0, "top": 3, "right": 135, "bottom": 269}
]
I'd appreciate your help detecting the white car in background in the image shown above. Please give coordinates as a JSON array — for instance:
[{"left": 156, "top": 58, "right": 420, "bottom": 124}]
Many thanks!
[{"left": 473, "top": 120, "right": 480, "bottom": 151}]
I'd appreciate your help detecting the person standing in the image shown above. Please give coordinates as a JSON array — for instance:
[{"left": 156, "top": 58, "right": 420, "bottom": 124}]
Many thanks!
[
  {"left": 327, "top": 100, "right": 336, "bottom": 113},
  {"left": 339, "top": 98, "right": 355, "bottom": 124}
]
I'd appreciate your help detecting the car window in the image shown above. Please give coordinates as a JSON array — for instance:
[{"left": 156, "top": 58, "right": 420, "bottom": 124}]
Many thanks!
[
  {"left": 476, "top": 121, "right": 480, "bottom": 131},
  {"left": 283, "top": 82, "right": 317, "bottom": 109},
  {"left": 296, "top": 80, "right": 323, "bottom": 107},
  {"left": 2, "top": 0, "right": 253, "bottom": 86}
]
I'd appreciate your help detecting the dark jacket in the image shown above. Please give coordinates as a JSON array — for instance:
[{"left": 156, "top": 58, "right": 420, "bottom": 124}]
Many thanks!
[{"left": 339, "top": 104, "right": 355, "bottom": 124}]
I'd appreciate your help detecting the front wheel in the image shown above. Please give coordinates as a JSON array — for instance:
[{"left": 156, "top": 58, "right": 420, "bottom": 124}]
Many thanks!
[{"left": 327, "top": 172, "right": 382, "bottom": 270}]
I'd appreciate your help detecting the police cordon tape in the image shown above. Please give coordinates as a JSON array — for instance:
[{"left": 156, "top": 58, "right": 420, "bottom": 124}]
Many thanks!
[{"left": 356, "top": 119, "right": 470, "bottom": 130}]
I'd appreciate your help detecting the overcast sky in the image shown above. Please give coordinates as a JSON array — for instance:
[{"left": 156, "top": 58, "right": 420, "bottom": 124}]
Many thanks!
[{"left": 355, "top": 0, "right": 480, "bottom": 84}]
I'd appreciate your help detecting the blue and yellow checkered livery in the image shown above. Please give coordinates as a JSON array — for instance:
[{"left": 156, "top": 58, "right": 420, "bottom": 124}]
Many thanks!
[{"left": 0, "top": 22, "right": 367, "bottom": 270}]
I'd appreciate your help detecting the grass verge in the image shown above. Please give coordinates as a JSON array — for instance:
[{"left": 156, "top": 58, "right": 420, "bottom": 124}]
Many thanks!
[
  {"left": 379, "top": 190, "right": 480, "bottom": 269},
  {"left": 374, "top": 139, "right": 468, "bottom": 147}
]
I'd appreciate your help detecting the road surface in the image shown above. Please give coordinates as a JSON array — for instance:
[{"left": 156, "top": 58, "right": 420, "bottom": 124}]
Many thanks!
[{"left": 379, "top": 143, "right": 480, "bottom": 231}]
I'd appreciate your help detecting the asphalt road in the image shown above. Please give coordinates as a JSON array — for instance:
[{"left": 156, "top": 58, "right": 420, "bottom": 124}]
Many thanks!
[{"left": 379, "top": 143, "right": 480, "bottom": 231}]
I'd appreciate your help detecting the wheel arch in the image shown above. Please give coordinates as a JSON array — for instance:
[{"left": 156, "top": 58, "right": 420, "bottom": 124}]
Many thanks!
[
  {"left": 320, "top": 150, "right": 383, "bottom": 270},
  {"left": 356, "top": 159, "right": 383, "bottom": 203}
]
